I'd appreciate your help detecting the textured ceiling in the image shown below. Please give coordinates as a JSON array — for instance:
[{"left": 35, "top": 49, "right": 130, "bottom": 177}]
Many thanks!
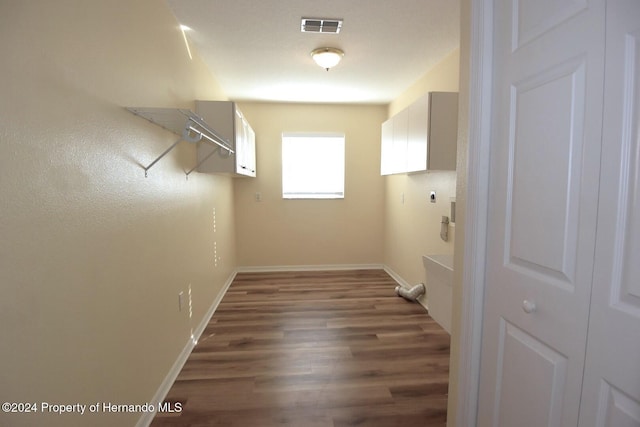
[{"left": 166, "top": 0, "right": 460, "bottom": 104}]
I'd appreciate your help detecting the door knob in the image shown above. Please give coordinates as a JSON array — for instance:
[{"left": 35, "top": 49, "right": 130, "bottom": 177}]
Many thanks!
[{"left": 522, "top": 300, "right": 536, "bottom": 314}]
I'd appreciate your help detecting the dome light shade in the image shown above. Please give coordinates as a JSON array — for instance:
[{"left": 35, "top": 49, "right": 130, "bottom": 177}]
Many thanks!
[{"left": 311, "top": 47, "right": 344, "bottom": 71}]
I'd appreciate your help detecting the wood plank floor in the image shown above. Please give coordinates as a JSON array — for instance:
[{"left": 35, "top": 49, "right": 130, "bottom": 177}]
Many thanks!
[{"left": 151, "top": 270, "right": 450, "bottom": 427}]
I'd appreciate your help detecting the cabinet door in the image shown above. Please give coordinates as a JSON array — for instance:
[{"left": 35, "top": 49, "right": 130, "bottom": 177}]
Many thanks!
[
  {"left": 427, "top": 93, "right": 458, "bottom": 171},
  {"left": 242, "top": 120, "right": 256, "bottom": 177},
  {"left": 380, "top": 118, "right": 394, "bottom": 175},
  {"left": 234, "top": 108, "right": 245, "bottom": 174},
  {"left": 392, "top": 108, "right": 409, "bottom": 173},
  {"left": 406, "top": 94, "right": 429, "bottom": 172},
  {"left": 233, "top": 109, "right": 256, "bottom": 177}
]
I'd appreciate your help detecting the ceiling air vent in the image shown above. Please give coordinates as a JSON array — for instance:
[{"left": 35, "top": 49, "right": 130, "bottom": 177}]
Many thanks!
[{"left": 301, "top": 18, "right": 343, "bottom": 34}]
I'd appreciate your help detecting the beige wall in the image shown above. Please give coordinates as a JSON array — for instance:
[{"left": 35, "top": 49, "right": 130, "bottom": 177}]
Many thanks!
[
  {"left": 0, "top": 2, "right": 236, "bottom": 426},
  {"left": 234, "top": 102, "right": 387, "bottom": 267},
  {"left": 383, "top": 50, "right": 460, "bottom": 306}
]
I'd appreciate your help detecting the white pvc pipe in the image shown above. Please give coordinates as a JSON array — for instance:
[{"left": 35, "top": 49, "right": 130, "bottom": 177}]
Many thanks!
[{"left": 395, "top": 283, "right": 426, "bottom": 301}]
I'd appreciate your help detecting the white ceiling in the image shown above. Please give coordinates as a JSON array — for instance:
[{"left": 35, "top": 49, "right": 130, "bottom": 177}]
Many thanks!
[{"left": 166, "top": 0, "right": 460, "bottom": 104}]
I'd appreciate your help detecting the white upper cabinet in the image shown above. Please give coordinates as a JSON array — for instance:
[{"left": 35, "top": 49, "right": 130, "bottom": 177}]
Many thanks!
[
  {"left": 196, "top": 100, "right": 256, "bottom": 177},
  {"left": 381, "top": 92, "right": 458, "bottom": 175}
]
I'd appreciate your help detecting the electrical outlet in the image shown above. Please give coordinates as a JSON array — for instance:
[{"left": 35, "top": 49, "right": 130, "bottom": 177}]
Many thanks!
[
  {"left": 255, "top": 192, "right": 262, "bottom": 202},
  {"left": 430, "top": 191, "right": 436, "bottom": 203}
]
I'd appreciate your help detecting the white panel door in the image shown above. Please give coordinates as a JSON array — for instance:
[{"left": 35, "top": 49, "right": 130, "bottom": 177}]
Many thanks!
[
  {"left": 579, "top": 0, "right": 640, "bottom": 425},
  {"left": 477, "top": 0, "right": 605, "bottom": 425}
]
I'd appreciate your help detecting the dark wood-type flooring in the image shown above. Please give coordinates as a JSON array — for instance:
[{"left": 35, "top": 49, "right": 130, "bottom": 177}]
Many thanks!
[{"left": 151, "top": 269, "right": 450, "bottom": 427}]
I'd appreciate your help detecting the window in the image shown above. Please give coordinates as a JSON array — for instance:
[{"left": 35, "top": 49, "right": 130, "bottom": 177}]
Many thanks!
[{"left": 282, "top": 133, "right": 345, "bottom": 199}]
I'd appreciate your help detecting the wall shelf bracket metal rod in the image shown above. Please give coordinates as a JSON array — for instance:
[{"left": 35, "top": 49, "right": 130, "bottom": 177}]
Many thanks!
[
  {"left": 144, "top": 137, "right": 183, "bottom": 178},
  {"left": 185, "top": 146, "right": 221, "bottom": 178}
]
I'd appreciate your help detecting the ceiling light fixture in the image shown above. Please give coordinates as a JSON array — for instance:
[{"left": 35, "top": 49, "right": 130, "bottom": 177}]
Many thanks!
[{"left": 311, "top": 47, "right": 344, "bottom": 71}]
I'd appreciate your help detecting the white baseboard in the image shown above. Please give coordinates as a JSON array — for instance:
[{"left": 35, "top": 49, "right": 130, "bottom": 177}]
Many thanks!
[
  {"left": 383, "top": 265, "right": 429, "bottom": 312},
  {"left": 382, "top": 265, "right": 411, "bottom": 289},
  {"left": 237, "top": 263, "right": 385, "bottom": 273},
  {"left": 136, "top": 270, "right": 237, "bottom": 427}
]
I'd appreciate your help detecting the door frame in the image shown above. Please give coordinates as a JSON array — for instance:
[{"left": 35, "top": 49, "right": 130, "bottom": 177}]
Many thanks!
[{"left": 455, "top": 0, "right": 494, "bottom": 424}]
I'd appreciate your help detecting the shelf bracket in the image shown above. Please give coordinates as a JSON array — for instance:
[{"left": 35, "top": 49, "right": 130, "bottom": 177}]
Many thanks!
[
  {"left": 128, "top": 107, "right": 234, "bottom": 178},
  {"left": 144, "top": 137, "right": 184, "bottom": 178},
  {"left": 185, "top": 145, "right": 220, "bottom": 178}
]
